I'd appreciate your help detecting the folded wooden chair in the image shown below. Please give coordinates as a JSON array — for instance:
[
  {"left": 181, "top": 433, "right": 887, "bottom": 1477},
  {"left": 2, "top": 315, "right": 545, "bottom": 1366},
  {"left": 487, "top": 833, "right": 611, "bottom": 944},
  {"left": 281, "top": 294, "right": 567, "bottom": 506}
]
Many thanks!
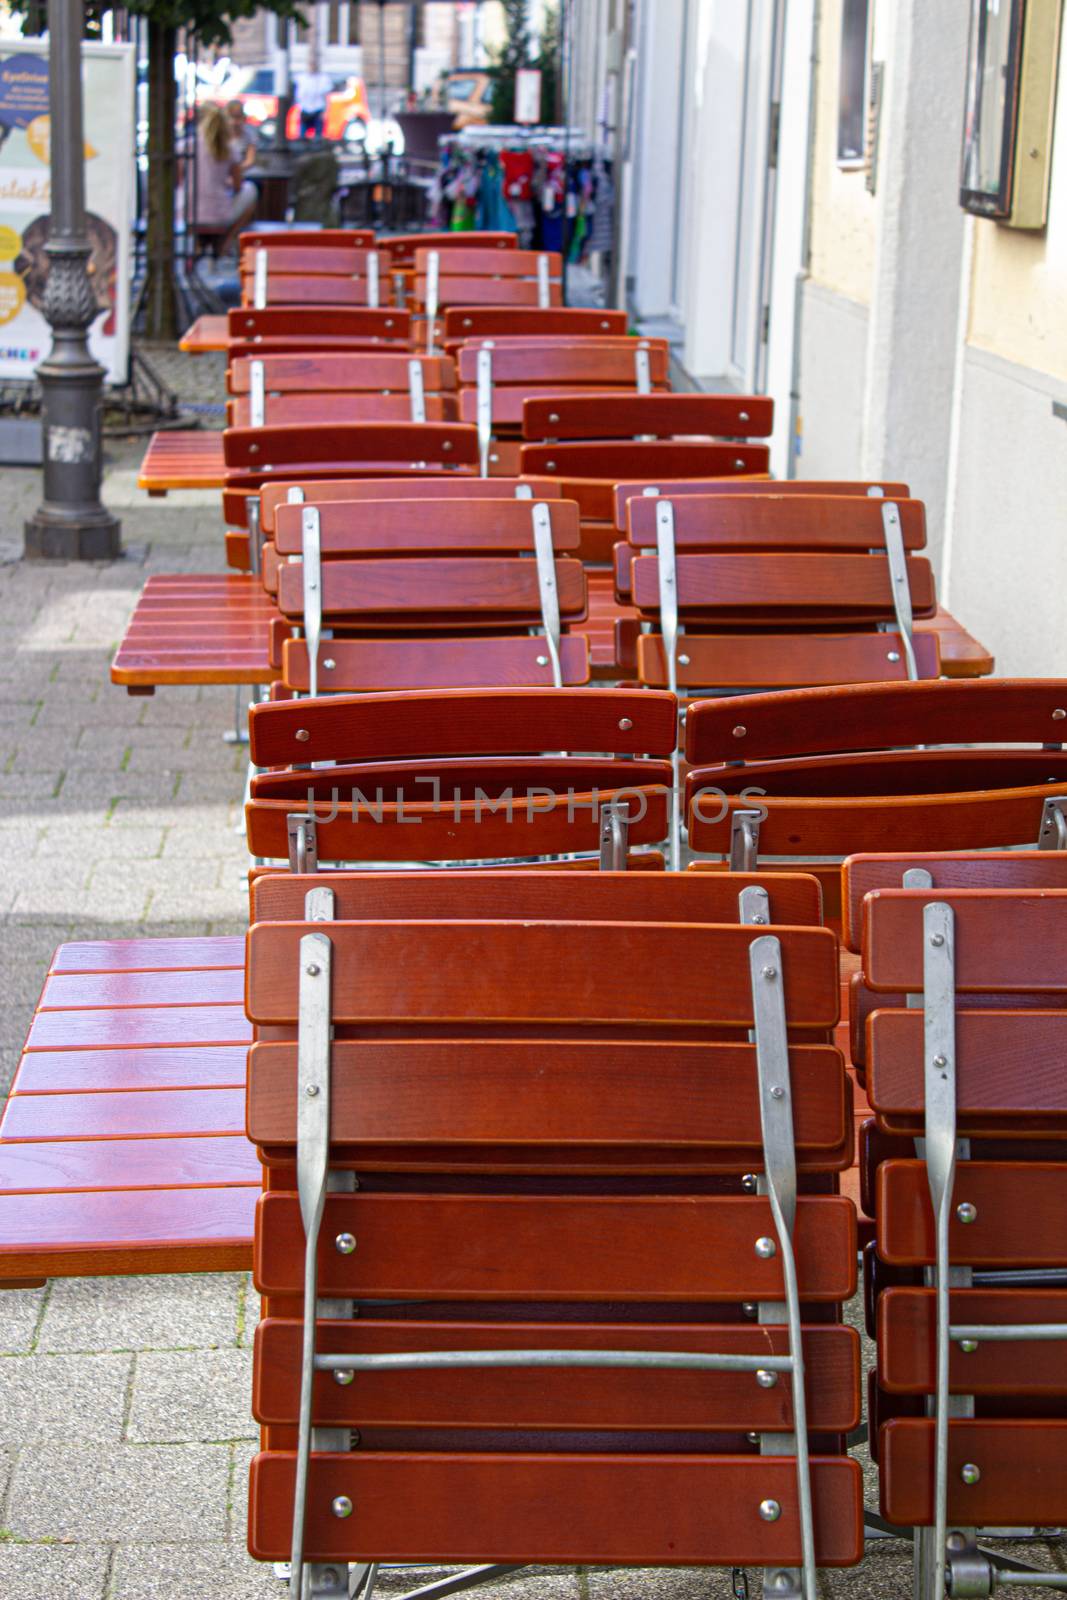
[
  {"left": 522, "top": 390, "right": 772, "bottom": 470},
  {"left": 227, "top": 353, "right": 458, "bottom": 429},
  {"left": 413, "top": 247, "right": 565, "bottom": 354},
  {"left": 850, "top": 861, "right": 1067, "bottom": 1599},
  {"left": 381, "top": 230, "right": 517, "bottom": 306},
  {"left": 455, "top": 337, "right": 671, "bottom": 477},
  {"left": 244, "top": 687, "right": 677, "bottom": 868},
  {"left": 683, "top": 679, "right": 1067, "bottom": 923},
  {"left": 268, "top": 494, "right": 589, "bottom": 694},
  {"left": 221, "top": 421, "right": 480, "bottom": 569},
  {"left": 137, "top": 310, "right": 415, "bottom": 501},
  {"left": 620, "top": 490, "right": 938, "bottom": 695},
  {"left": 611, "top": 481, "right": 993, "bottom": 683},
  {"left": 239, "top": 243, "right": 392, "bottom": 310},
  {"left": 245, "top": 869, "right": 862, "bottom": 1598}
]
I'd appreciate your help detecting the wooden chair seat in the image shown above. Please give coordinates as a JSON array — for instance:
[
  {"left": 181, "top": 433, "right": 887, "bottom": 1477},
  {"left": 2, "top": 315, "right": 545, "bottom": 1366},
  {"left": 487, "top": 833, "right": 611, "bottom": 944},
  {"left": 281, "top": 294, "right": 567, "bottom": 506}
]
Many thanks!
[
  {"left": 443, "top": 308, "right": 628, "bottom": 342},
  {"left": 227, "top": 306, "right": 411, "bottom": 346},
  {"left": 239, "top": 272, "right": 384, "bottom": 309},
  {"left": 240, "top": 229, "right": 376, "bottom": 251},
  {"left": 0, "top": 937, "right": 256, "bottom": 1283},
  {"left": 382, "top": 231, "right": 517, "bottom": 272},
  {"left": 229, "top": 392, "right": 459, "bottom": 427},
  {"left": 249, "top": 1452, "right": 863, "bottom": 1567}
]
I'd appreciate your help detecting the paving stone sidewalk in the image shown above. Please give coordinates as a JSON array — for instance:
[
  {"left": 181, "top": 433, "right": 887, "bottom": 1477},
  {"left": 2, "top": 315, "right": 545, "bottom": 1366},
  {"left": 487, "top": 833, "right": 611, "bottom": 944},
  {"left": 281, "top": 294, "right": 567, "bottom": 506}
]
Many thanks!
[{"left": 0, "top": 410, "right": 1049, "bottom": 1598}]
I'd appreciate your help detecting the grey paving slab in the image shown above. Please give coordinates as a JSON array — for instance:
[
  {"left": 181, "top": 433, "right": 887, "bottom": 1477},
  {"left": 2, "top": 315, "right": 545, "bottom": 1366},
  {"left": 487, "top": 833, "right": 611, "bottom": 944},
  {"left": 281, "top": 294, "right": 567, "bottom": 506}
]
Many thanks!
[
  {"left": 39, "top": 1275, "right": 245, "bottom": 1354},
  {"left": 0, "top": 1351, "right": 131, "bottom": 1444},
  {"left": 0, "top": 1283, "right": 47, "bottom": 1354},
  {"left": 0, "top": 1542, "right": 111, "bottom": 1600},
  {"left": 127, "top": 1349, "right": 255, "bottom": 1444},
  {"left": 377, "top": 1569, "right": 584, "bottom": 1600},
  {"left": 110, "top": 1541, "right": 282, "bottom": 1599},
  {"left": 6, "top": 1442, "right": 232, "bottom": 1541}
]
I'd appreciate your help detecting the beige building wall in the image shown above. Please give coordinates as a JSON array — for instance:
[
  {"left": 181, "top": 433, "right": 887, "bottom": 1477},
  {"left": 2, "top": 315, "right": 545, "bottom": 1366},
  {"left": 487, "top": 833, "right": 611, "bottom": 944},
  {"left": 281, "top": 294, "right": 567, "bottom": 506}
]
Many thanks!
[
  {"left": 967, "top": 65, "right": 1067, "bottom": 382},
  {"left": 807, "top": 0, "right": 876, "bottom": 307}
]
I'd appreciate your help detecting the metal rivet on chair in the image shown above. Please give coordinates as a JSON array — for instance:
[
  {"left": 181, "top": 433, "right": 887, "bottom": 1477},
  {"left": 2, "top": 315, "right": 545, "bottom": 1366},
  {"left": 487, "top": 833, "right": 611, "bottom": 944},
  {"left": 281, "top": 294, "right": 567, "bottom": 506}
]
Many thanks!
[
  {"left": 678, "top": 653, "right": 690, "bottom": 666},
  {"left": 335, "top": 1232, "right": 357, "bottom": 1255},
  {"left": 549, "top": 413, "right": 560, "bottom": 423},
  {"left": 1054, "top": 709, "right": 1066, "bottom": 720},
  {"left": 755, "top": 1236, "right": 777, "bottom": 1259},
  {"left": 960, "top": 1464, "right": 981, "bottom": 1485},
  {"left": 545, "top": 460, "right": 556, "bottom": 470},
  {"left": 746, "top": 1431, "right": 760, "bottom": 1444},
  {"left": 323, "top": 658, "right": 336, "bottom": 670},
  {"left": 734, "top": 458, "right": 745, "bottom": 469},
  {"left": 741, "top": 1302, "right": 758, "bottom": 1318},
  {"left": 249, "top": 443, "right": 258, "bottom": 454},
  {"left": 733, "top": 725, "right": 746, "bottom": 737},
  {"left": 887, "top": 651, "right": 901, "bottom": 663},
  {"left": 536, "top": 655, "right": 548, "bottom": 667},
  {"left": 761, "top": 966, "right": 778, "bottom": 981},
  {"left": 739, "top": 411, "right": 750, "bottom": 423},
  {"left": 295, "top": 729, "right": 310, "bottom": 742},
  {"left": 619, "top": 717, "right": 633, "bottom": 730},
  {"left": 334, "top": 1370, "right": 355, "bottom": 1386},
  {"left": 959, "top": 1339, "right": 979, "bottom": 1353},
  {"left": 332, "top": 1495, "right": 354, "bottom": 1518},
  {"left": 759, "top": 1499, "right": 782, "bottom": 1522},
  {"left": 755, "top": 1369, "right": 778, "bottom": 1389},
  {"left": 930, "top": 932, "right": 945, "bottom": 947},
  {"left": 443, "top": 441, "right": 452, "bottom": 451},
  {"left": 304, "top": 1083, "right": 320, "bottom": 1097},
  {"left": 741, "top": 1173, "right": 758, "bottom": 1193},
  {"left": 956, "top": 1202, "right": 978, "bottom": 1224}
]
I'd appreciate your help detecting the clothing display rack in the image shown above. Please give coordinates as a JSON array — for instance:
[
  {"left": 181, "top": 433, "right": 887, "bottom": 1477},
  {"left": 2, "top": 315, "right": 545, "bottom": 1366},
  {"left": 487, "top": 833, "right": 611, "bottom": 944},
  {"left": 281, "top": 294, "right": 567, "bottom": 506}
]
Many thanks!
[{"left": 431, "top": 125, "right": 615, "bottom": 262}]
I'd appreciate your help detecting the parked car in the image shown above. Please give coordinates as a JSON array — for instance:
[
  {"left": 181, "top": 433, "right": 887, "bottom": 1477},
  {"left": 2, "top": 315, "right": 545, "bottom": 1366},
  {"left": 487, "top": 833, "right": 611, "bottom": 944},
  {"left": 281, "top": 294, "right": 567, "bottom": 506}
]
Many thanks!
[
  {"left": 442, "top": 69, "right": 493, "bottom": 128},
  {"left": 213, "top": 66, "right": 371, "bottom": 144}
]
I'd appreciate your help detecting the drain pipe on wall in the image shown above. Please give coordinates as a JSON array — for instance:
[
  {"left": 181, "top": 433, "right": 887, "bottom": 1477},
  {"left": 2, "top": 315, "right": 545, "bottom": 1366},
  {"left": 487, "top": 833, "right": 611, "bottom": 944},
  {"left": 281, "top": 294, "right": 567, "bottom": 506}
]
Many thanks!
[
  {"left": 787, "top": 0, "right": 821, "bottom": 479},
  {"left": 939, "top": 211, "right": 976, "bottom": 610}
]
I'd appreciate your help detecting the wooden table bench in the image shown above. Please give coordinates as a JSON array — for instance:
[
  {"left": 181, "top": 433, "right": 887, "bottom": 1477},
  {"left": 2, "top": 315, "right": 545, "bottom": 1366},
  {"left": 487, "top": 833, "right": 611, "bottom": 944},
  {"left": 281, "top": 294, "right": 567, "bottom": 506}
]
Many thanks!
[
  {"left": 179, "top": 314, "right": 229, "bottom": 354},
  {"left": 0, "top": 936, "right": 257, "bottom": 1283},
  {"left": 111, "top": 574, "right": 277, "bottom": 694},
  {"left": 138, "top": 430, "right": 227, "bottom": 494}
]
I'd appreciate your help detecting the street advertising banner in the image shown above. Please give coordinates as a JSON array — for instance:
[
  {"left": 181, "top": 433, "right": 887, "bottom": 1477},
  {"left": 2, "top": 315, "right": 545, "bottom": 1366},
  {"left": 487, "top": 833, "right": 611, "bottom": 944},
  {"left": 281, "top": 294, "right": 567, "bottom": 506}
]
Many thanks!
[{"left": 0, "top": 38, "right": 135, "bottom": 384}]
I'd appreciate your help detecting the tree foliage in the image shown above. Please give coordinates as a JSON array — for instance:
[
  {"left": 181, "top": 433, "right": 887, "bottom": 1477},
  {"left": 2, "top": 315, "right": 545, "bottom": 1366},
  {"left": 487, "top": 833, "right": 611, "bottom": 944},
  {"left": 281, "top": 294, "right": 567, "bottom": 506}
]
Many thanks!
[
  {"left": 487, "top": 0, "right": 532, "bottom": 125},
  {"left": 488, "top": 1, "right": 563, "bottom": 127}
]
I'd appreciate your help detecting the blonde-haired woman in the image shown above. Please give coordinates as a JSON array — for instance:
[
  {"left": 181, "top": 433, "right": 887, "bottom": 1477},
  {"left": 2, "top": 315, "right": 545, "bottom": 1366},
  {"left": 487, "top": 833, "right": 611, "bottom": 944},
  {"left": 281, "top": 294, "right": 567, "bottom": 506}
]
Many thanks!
[{"left": 195, "top": 102, "right": 257, "bottom": 253}]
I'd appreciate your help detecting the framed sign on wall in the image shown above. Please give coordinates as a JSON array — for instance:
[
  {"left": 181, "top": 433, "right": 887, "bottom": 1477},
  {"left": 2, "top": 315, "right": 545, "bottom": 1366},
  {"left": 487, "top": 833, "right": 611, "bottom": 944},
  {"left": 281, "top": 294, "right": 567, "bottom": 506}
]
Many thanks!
[{"left": 960, "top": 0, "right": 1062, "bottom": 228}]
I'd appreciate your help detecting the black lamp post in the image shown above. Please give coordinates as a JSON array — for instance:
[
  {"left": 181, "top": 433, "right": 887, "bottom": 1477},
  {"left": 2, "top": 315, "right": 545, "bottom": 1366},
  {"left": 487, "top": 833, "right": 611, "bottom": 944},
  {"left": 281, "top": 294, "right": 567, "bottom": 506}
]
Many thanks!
[{"left": 24, "top": 0, "right": 121, "bottom": 560}]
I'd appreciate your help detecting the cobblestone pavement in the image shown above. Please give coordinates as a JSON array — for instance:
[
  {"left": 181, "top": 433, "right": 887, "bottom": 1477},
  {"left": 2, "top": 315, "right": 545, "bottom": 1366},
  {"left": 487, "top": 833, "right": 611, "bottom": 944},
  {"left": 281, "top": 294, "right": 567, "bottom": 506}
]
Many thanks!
[{"left": 0, "top": 405, "right": 1054, "bottom": 1597}]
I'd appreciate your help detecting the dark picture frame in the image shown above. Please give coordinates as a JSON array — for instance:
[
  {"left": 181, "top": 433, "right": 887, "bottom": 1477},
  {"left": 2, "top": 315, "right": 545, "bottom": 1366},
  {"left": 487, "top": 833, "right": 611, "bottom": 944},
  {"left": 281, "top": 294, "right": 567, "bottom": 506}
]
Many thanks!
[{"left": 960, "top": 0, "right": 1026, "bottom": 218}]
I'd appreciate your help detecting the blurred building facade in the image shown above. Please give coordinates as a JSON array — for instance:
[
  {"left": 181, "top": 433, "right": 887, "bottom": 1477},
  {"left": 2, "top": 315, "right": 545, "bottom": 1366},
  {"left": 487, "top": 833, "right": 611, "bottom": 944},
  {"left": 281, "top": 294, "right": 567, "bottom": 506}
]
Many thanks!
[{"left": 573, "top": 0, "right": 1067, "bottom": 676}]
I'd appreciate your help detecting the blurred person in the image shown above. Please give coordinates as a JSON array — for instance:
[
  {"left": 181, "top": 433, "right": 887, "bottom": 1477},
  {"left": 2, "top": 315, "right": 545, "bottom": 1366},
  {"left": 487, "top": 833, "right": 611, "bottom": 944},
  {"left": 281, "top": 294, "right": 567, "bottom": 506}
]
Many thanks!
[
  {"left": 295, "top": 53, "right": 332, "bottom": 139},
  {"left": 227, "top": 100, "right": 257, "bottom": 170},
  {"left": 195, "top": 102, "right": 257, "bottom": 252}
]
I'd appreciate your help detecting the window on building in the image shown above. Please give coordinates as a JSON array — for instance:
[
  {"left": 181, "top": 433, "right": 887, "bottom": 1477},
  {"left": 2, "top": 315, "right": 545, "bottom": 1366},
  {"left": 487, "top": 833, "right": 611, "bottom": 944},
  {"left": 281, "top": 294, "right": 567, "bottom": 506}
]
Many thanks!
[{"left": 837, "top": 0, "right": 870, "bottom": 165}]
